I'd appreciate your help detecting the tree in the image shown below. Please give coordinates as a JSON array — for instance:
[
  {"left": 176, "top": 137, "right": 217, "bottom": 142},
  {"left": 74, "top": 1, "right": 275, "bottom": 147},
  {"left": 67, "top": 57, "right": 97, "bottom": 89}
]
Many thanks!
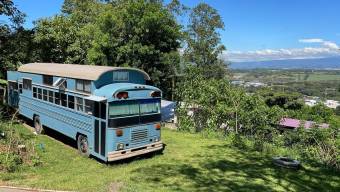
[
  {"left": 34, "top": 0, "right": 182, "bottom": 99},
  {"left": 0, "top": 0, "right": 34, "bottom": 79},
  {"left": 34, "top": 0, "right": 102, "bottom": 64},
  {"left": 184, "top": 2, "right": 226, "bottom": 78},
  {"left": 0, "top": 0, "right": 25, "bottom": 28},
  {"left": 176, "top": 66, "right": 283, "bottom": 136}
]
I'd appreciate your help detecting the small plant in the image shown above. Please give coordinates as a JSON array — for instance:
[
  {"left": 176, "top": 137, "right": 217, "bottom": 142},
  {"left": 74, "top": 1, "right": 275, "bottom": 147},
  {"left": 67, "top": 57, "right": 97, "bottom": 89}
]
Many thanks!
[{"left": 0, "top": 120, "right": 42, "bottom": 173}]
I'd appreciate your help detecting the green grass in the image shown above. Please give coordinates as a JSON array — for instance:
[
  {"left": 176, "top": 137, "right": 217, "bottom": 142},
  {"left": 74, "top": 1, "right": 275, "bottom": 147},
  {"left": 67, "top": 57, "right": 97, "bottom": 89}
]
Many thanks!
[{"left": 1, "top": 124, "right": 339, "bottom": 192}]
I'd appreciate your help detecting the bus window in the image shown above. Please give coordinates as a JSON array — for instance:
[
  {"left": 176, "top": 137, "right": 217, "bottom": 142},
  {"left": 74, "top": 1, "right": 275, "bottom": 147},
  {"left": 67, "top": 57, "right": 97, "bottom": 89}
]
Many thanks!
[
  {"left": 85, "top": 100, "right": 94, "bottom": 115},
  {"left": 55, "top": 92, "right": 60, "bottom": 105},
  {"left": 43, "top": 89, "right": 48, "bottom": 101},
  {"left": 68, "top": 95, "right": 75, "bottom": 109},
  {"left": 37, "top": 88, "right": 42, "bottom": 99},
  {"left": 61, "top": 93, "right": 67, "bottom": 107},
  {"left": 76, "top": 80, "right": 91, "bottom": 93},
  {"left": 43, "top": 75, "right": 53, "bottom": 86},
  {"left": 109, "top": 100, "right": 139, "bottom": 118},
  {"left": 33, "top": 87, "right": 37, "bottom": 98},
  {"left": 48, "top": 91, "right": 53, "bottom": 103},
  {"left": 23, "top": 78, "right": 32, "bottom": 90},
  {"left": 100, "top": 102, "right": 106, "bottom": 119},
  {"left": 19, "top": 83, "right": 22, "bottom": 94},
  {"left": 8, "top": 82, "right": 18, "bottom": 90},
  {"left": 76, "top": 97, "right": 84, "bottom": 112},
  {"left": 140, "top": 100, "right": 160, "bottom": 115}
]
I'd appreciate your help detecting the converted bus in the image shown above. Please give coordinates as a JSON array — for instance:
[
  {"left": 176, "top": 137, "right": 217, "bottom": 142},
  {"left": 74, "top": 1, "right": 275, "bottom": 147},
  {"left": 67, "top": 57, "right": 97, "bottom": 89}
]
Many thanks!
[{"left": 7, "top": 63, "right": 164, "bottom": 162}]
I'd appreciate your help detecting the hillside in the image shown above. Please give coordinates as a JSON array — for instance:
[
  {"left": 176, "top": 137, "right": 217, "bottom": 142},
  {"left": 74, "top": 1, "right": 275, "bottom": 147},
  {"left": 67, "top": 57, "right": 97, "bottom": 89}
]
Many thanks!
[
  {"left": 230, "top": 57, "right": 340, "bottom": 69},
  {"left": 1, "top": 125, "right": 339, "bottom": 192}
]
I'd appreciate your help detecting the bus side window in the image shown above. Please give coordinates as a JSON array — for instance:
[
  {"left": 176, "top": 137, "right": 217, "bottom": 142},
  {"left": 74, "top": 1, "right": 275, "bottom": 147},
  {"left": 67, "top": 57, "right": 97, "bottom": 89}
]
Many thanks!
[
  {"left": 43, "top": 89, "right": 48, "bottom": 101},
  {"left": 76, "top": 97, "right": 84, "bottom": 112},
  {"left": 93, "top": 102, "right": 106, "bottom": 119},
  {"left": 100, "top": 102, "right": 106, "bottom": 119},
  {"left": 23, "top": 78, "right": 32, "bottom": 90},
  {"left": 48, "top": 91, "right": 53, "bottom": 103},
  {"left": 68, "top": 95, "right": 75, "bottom": 109},
  {"left": 33, "top": 87, "right": 37, "bottom": 98},
  {"left": 84, "top": 100, "right": 94, "bottom": 115},
  {"left": 8, "top": 82, "right": 18, "bottom": 91},
  {"left": 19, "top": 83, "right": 22, "bottom": 94},
  {"left": 61, "top": 93, "right": 67, "bottom": 107},
  {"left": 37, "top": 88, "right": 42, "bottom": 100},
  {"left": 55, "top": 92, "right": 60, "bottom": 105}
]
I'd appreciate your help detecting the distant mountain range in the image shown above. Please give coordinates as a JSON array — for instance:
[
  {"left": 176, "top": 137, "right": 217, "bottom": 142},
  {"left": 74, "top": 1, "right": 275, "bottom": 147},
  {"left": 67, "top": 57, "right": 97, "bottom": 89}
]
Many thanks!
[{"left": 229, "top": 56, "right": 340, "bottom": 70}]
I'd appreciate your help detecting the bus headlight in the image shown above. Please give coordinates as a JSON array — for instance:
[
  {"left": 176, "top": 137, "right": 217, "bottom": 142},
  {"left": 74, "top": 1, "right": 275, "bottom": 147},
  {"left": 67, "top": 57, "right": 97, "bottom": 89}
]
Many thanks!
[
  {"left": 154, "top": 137, "right": 159, "bottom": 142},
  {"left": 117, "top": 143, "right": 124, "bottom": 150}
]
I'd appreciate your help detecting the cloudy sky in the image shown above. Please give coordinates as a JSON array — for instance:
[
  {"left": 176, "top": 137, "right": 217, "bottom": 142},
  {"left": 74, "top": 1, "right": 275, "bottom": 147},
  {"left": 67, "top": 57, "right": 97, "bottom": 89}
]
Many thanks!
[{"left": 1, "top": 0, "right": 340, "bottom": 62}]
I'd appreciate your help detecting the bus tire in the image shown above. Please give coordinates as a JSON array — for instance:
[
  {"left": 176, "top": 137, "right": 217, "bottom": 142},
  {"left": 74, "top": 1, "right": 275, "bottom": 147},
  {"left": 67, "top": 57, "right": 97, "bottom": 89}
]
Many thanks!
[
  {"left": 33, "top": 115, "right": 44, "bottom": 134},
  {"left": 77, "top": 134, "right": 90, "bottom": 157}
]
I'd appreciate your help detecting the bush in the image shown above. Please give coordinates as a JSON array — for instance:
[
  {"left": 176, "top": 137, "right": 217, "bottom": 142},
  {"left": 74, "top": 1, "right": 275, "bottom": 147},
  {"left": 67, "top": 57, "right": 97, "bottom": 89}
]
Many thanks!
[
  {"left": 0, "top": 121, "right": 42, "bottom": 172},
  {"left": 0, "top": 152, "right": 22, "bottom": 172}
]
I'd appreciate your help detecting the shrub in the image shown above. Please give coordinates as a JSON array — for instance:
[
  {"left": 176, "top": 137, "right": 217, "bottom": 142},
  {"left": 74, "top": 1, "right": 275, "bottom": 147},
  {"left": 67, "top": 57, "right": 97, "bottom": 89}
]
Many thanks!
[{"left": 0, "top": 121, "right": 42, "bottom": 173}]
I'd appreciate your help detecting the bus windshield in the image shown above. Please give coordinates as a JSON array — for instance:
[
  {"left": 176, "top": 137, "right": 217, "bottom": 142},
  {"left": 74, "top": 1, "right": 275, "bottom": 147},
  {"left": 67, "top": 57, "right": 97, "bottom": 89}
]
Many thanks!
[{"left": 108, "top": 99, "right": 160, "bottom": 118}]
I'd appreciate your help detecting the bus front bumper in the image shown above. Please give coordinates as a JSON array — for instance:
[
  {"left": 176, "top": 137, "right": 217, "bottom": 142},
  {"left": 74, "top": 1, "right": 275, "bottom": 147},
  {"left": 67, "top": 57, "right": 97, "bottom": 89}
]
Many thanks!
[{"left": 107, "top": 141, "right": 164, "bottom": 161}]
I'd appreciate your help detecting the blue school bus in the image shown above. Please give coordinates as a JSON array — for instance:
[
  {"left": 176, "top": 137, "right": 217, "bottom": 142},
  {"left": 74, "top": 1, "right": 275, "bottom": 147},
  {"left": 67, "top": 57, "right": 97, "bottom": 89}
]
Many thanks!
[{"left": 7, "top": 63, "right": 164, "bottom": 162}]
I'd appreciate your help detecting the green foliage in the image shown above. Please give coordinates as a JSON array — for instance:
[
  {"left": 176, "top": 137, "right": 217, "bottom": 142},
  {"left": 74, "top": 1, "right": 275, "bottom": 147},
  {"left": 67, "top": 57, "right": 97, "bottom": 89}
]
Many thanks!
[
  {"left": 258, "top": 89, "right": 304, "bottom": 110},
  {"left": 0, "top": 1, "right": 34, "bottom": 79},
  {"left": 34, "top": 0, "right": 182, "bottom": 99},
  {"left": 0, "top": 121, "right": 42, "bottom": 173},
  {"left": 0, "top": 27, "right": 36, "bottom": 79},
  {"left": 0, "top": 0, "right": 25, "bottom": 27},
  {"left": 184, "top": 2, "right": 227, "bottom": 79},
  {"left": 176, "top": 66, "right": 283, "bottom": 138}
]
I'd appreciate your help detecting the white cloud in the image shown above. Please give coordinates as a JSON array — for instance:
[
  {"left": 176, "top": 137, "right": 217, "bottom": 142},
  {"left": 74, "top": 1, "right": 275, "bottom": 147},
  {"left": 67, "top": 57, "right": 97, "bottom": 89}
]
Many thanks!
[
  {"left": 223, "top": 39, "right": 340, "bottom": 62},
  {"left": 299, "top": 38, "right": 339, "bottom": 50},
  {"left": 299, "top": 38, "right": 324, "bottom": 43},
  {"left": 323, "top": 41, "right": 339, "bottom": 49}
]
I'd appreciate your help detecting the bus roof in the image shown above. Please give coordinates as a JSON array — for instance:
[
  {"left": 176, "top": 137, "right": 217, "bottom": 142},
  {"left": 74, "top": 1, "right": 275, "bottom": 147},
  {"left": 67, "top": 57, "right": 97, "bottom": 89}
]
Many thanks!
[{"left": 18, "top": 63, "right": 151, "bottom": 81}]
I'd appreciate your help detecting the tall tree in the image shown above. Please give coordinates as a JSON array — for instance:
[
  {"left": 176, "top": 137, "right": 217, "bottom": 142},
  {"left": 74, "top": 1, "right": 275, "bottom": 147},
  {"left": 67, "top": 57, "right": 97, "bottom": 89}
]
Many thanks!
[
  {"left": 0, "top": 0, "right": 34, "bottom": 79},
  {"left": 34, "top": 0, "right": 182, "bottom": 99},
  {"left": 0, "top": 0, "right": 25, "bottom": 27},
  {"left": 184, "top": 3, "right": 226, "bottom": 78},
  {"left": 86, "top": 0, "right": 182, "bottom": 98}
]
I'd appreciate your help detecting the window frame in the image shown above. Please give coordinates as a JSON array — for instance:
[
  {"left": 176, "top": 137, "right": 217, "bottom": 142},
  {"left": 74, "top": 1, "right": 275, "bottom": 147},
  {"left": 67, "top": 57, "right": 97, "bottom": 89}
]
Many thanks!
[
  {"left": 113, "top": 71, "right": 129, "bottom": 81},
  {"left": 43, "top": 75, "right": 53, "bottom": 86},
  {"left": 75, "top": 79, "right": 91, "bottom": 93},
  {"left": 22, "top": 78, "right": 32, "bottom": 90}
]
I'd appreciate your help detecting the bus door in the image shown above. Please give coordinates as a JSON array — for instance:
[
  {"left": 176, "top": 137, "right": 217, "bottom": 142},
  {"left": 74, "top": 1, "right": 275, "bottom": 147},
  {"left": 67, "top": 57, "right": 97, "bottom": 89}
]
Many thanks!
[
  {"left": 8, "top": 81, "right": 19, "bottom": 107},
  {"left": 93, "top": 101, "right": 107, "bottom": 157}
]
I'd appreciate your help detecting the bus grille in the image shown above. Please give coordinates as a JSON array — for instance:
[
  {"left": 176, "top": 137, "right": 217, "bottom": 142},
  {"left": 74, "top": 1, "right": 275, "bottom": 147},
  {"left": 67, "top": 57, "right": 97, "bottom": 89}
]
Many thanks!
[{"left": 131, "top": 129, "right": 148, "bottom": 144}]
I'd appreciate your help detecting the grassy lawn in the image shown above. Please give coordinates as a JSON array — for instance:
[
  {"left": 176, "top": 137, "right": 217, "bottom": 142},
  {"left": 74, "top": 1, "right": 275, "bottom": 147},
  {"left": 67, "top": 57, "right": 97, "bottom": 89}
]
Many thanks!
[{"left": 1, "top": 124, "right": 339, "bottom": 192}]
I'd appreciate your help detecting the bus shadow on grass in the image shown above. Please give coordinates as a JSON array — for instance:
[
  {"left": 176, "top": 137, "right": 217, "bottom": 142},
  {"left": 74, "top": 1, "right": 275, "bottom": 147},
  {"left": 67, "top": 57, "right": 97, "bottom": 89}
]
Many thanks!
[{"left": 129, "top": 143, "right": 340, "bottom": 192}]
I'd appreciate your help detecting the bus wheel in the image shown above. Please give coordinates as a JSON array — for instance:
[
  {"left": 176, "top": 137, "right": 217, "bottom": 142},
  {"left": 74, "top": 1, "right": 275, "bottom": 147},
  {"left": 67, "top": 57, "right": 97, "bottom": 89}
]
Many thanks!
[
  {"left": 77, "top": 135, "right": 90, "bottom": 157},
  {"left": 34, "top": 115, "right": 44, "bottom": 134}
]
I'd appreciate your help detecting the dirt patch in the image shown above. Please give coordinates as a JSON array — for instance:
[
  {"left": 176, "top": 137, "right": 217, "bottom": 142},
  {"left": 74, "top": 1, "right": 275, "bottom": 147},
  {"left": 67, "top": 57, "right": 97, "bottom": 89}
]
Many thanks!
[{"left": 108, "top": 182, "right": 123, "bottom": 192}]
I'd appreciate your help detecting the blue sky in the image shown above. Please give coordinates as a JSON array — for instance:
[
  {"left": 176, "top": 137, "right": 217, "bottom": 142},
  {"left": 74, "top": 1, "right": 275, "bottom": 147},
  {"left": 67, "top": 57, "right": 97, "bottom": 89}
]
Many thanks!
[{"left": 1, "top": 0, "right": 340, "bottom": 62}]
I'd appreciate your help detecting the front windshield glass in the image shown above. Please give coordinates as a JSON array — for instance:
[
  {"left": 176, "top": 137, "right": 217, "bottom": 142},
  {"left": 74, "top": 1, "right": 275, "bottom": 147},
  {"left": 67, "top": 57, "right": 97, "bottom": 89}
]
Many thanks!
[{"left": 109, "top": 99, "right": 160, "bottom": 118}]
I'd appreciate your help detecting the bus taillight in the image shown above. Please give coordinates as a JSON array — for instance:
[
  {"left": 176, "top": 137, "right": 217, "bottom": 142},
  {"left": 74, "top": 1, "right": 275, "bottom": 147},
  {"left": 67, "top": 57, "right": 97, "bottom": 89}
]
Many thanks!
[
  {"left": 154, "top": 123, "right": 161, "bottom": 130},
  {"left": 151, "top": 91, "right": 161, "bottom": 97},
  {"left": 116, "top": 92, "right": 128, "bottom": 99}
]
